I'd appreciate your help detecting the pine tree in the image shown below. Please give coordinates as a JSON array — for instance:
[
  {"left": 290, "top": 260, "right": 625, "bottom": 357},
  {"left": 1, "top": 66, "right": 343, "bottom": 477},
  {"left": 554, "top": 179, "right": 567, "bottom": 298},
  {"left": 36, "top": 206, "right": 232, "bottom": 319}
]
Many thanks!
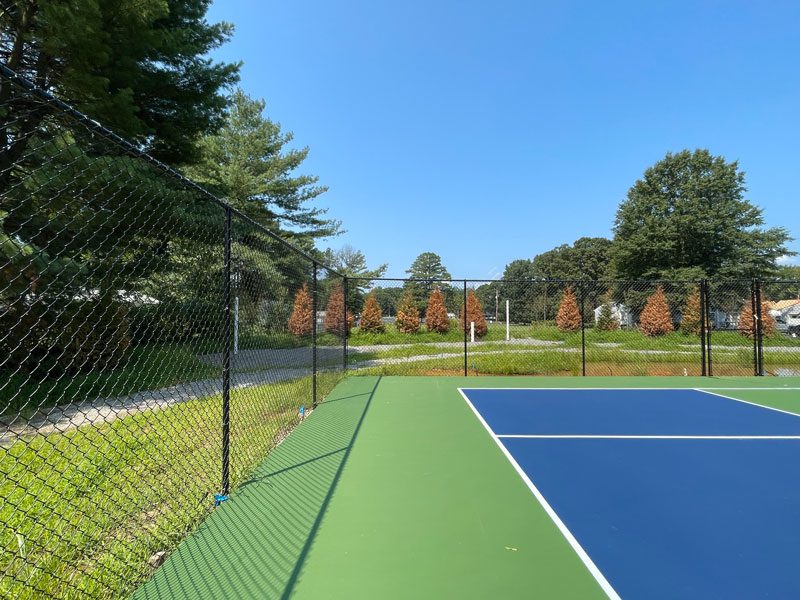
[
  {"left": 680, "top": 286, "right": 702, "bottom": 335},
  {"left": 739, "top": 300, "right": 777, "bottom": 338},
  {"left": 460, "top": 290, "right": 488, "bottom": 337},
  {"left": 425, "top": 288, "right": 450, "bottom": 333},
  {"left": 639, "top": 286, "right": 674, "bottom": 336},
  {"left": 288, "top": 284, "right": 314, "bottom": 336},
  {"left": 360, "top": 292, "right": 385, "bottom": 333},
  {"left": 325, "top": 284, "right": 353, "bottom": 336},
  {"left": 396, "top": 290, "right": 420, "bottom": 333},
  {"left": 556, "top": 287, "right": 581, "bottom": 332}
]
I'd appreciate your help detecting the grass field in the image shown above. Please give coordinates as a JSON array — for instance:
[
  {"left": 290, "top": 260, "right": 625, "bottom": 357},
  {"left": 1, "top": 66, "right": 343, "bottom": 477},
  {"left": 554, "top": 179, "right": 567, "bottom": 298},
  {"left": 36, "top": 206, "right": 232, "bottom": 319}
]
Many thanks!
[
  {"left": 0, "top": 372, "right": 342, "bottom": 600},
  {"left": 349, "top": 323, "right": 799, "bottom": 377}
]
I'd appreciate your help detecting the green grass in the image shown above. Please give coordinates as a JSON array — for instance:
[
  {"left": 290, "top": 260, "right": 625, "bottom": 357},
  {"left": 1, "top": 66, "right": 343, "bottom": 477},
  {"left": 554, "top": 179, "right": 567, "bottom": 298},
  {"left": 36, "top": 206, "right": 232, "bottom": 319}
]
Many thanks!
[
  {"left": 353, "top": 345, "right": 798, "bottom": 377},
  {"left": 0, "top": 372, "right": 342, "bottom": 600},
  {"left": 0, "top": 344, "right": 219, "bottom": 418},
  {"left": 346, "top": 323, "right": 799, "bottom": 376},
  {"left": 346, "top": 322, "right": 532, "bottom": 345},
  {"left": 347, "top": 322, "right": 800, "bottom": 349}
]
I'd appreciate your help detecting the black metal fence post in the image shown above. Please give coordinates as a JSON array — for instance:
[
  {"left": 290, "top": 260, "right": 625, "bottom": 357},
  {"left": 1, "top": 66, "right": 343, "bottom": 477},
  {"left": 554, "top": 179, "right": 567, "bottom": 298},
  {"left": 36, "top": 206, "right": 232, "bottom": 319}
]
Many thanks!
[
  {"left": 579, "top": 282, "right": 586, "bottom": 376},
  {"left": 221, "top": 207, "right": 232, "bottom": 497},
  {"left": 704, "top": 280, "right": 713, "bottom": 377},
  {"left": 463, "top": 280, "right": 468, "bottom": 376},
  {"left": 755, "top": 279, "right": 765, "bottom": 376},
  {"left": 312, "top": 262, "right": 318, "bottom": 408},
  {"left": 699, "top": 280, "right": 707, "bottom": 376},
  {"left": 751, "top": 280, "right": 759, "bottom": 376},
  {"left": 343, "top": 276, "right": 349, "bottom": 371}
]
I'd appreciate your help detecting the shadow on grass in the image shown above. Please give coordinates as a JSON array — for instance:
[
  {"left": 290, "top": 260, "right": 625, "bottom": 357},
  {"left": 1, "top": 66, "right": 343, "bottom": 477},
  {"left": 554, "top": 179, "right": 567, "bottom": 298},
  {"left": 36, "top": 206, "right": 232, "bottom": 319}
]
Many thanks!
[{"left": 131, "top": 376, "right": 381, "bottom": 600}]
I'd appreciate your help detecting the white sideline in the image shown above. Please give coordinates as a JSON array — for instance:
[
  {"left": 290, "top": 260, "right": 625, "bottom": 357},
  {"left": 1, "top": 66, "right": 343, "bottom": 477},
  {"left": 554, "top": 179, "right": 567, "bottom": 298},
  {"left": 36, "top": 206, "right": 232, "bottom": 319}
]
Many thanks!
[
  {"left": 456, "top": 388, "right": 621, "bottom": 600},
  {"left": 459, "top": 386, "right": 800, "bottom": 391},
  {"left": 693, "top": 388, "right": 800, "bottom": 419}
]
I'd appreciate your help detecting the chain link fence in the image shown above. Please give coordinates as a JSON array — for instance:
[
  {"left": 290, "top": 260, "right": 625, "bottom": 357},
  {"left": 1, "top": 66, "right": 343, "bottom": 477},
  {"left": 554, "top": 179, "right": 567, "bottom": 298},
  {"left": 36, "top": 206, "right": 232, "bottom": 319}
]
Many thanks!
[
  {"left": 0, "top": 66, "right": 345, "bottom": 599},
  {"left": 345, "top": 278, "right": 800, "bottom": 378},
  {"left": 2, "top": 64, "right": 800, "bottom": 599}
]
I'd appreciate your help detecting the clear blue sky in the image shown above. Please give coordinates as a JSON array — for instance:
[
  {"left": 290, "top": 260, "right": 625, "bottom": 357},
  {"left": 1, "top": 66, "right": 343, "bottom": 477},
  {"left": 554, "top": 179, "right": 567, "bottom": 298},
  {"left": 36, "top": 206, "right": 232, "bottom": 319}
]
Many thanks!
[{"left": 208, "top": 0, "right": 799, "bottom": 278}]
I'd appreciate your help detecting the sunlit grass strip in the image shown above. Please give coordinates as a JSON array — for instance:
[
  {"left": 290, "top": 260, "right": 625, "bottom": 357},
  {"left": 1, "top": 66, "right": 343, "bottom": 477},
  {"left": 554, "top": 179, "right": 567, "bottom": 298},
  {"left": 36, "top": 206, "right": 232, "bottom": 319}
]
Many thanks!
[
  {"left": 352, "top": 346, "right": 796, "bottom": 377},
  {"left": 0, "top": 372, "right": 342, "bottom": 599}
]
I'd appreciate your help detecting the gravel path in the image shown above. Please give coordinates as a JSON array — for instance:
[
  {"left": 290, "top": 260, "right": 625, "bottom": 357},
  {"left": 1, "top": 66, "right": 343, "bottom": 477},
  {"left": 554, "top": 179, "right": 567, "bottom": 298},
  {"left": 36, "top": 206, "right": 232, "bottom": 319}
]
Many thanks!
[
  {"left": 3, "top": 338, "right": 797, "bottom": 445},
  {"left": 0, "top": 368, "right": 316, "bottom": 447}
]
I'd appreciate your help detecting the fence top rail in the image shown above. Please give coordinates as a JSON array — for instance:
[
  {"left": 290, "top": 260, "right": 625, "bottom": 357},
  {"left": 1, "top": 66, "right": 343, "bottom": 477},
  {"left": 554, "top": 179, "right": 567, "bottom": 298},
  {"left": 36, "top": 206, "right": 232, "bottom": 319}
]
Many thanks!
[
  {"left": 0, "top": 62, "right": 343, "bottom": 278},
  {"left": 352, "top": 277, "right": 798, "bottom": 285}
]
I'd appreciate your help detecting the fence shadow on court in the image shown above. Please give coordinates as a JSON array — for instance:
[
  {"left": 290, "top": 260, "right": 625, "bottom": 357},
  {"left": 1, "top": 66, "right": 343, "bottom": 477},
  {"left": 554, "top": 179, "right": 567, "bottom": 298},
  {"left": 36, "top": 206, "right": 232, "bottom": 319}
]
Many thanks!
[{"left": 131, "top": 376, "right": 381, "bottom": 599}]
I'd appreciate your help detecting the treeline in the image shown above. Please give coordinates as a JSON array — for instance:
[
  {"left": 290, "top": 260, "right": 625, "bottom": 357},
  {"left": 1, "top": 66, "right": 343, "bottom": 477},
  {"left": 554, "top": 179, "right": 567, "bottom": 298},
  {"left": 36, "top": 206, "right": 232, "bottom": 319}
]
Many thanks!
[{"left": 0, "top": 2, "right": 341, "bottom": 379}]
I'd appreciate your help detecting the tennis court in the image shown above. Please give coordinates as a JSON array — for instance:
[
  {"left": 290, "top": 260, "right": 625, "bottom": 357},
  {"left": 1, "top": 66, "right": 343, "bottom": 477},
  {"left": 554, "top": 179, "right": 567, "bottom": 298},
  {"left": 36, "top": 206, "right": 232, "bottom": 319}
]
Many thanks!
[{"left": 133, "top": 376, "right": 800, "bottom": 599}]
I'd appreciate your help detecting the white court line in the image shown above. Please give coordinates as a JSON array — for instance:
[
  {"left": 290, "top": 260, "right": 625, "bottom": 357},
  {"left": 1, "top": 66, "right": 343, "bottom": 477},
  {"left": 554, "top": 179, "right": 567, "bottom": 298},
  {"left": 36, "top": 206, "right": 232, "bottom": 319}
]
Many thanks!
[
  {"left": 459, "top": 387, "right": 800, "bottom": 391},
  {"left": 457, "top": 388, "right": 621, "bottom": 600},
  {"left": 693, "top": 388, "right": 800, "bottom": 419},
  {"left": 497, "top": 434, "right": 800, "bottom": 440}
]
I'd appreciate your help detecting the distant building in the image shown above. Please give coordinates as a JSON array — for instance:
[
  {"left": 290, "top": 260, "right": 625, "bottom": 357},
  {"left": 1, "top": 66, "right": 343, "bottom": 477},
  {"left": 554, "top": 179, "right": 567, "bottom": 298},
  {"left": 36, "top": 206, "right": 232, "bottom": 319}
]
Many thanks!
[
  {"left": 769, "top": 299, "right": 800, "bottom": 334},
  {"left": 593, "top": 302, "right": 634, "bottom": 328}
]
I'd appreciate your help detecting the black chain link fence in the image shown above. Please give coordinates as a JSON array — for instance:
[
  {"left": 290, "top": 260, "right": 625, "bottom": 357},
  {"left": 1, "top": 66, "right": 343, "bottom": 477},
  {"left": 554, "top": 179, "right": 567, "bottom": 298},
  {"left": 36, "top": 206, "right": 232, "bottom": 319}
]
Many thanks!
[
  {"left": 0, "top": 66, "right": 345, "bottom": 599},
  {"left": 345, "top": 278, "right": 800, "bottom": 378},
  {"left": 2, "top": 64, "right": 800, "bottom": 599}
]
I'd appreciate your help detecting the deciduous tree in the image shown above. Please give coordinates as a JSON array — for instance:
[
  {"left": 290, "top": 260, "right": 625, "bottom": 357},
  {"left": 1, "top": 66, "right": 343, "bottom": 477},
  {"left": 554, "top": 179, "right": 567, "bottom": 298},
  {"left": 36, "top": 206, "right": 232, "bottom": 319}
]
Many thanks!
[{"left": 612, "top": 149, "right": 793, "bottom": 279}]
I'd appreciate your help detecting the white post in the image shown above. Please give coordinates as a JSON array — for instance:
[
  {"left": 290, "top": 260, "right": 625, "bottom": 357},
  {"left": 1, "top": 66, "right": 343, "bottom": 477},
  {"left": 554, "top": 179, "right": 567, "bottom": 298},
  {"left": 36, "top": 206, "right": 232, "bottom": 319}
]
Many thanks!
[
  {"left": 470, "top": 321, "right": 475, "bottom": 343},
  {"left": 234, "top": 296, "right": 239, "bottom": 354},
  {"left": 506, "top": 300, "right": 510, "bottom": 341}
]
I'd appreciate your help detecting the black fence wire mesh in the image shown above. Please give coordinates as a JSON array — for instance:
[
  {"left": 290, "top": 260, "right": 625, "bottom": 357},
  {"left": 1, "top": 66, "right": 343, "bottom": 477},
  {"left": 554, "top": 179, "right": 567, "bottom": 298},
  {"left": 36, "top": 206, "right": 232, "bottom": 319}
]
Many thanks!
[
  {"left": 0, "top": 66, "right": 345, "bottom": 599},
  {"left": 1, "top": 65, "right": 800, "bottom": 599},
  {"left": 345, "top": 278, "right": 800, "bottom": 378}
]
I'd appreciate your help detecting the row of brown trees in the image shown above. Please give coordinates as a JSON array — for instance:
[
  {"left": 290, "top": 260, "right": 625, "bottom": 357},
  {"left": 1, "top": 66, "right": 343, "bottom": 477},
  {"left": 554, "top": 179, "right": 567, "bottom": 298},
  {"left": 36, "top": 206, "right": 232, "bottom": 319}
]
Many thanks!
[
  {"left": 288, "top": 283, "right": 354, "bottom": 337},
  {"left": 288, "top": 285, "right": 489, "bottom": 337},
  {"left": 555, "top": 285, "right": 777, "bottom": 337}
]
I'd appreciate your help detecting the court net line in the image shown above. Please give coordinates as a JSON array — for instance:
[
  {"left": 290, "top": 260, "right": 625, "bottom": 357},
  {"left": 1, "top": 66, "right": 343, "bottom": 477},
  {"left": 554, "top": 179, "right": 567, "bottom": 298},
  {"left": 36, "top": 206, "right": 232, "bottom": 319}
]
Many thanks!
[{"left": 497, "top": 434, "right": 800, "bottom": 440}]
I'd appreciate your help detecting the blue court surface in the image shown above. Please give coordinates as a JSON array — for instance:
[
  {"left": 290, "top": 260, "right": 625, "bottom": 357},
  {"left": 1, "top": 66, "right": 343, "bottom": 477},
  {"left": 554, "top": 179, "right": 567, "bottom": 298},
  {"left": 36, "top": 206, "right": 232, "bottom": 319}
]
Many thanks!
[{"left": 459, "top": 388, "right": 800, "bottom": 600}]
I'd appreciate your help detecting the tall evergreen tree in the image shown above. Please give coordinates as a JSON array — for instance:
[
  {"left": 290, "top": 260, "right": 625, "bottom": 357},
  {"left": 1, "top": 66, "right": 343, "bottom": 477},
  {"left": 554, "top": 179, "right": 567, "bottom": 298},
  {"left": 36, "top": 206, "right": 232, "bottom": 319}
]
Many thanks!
[
  {"left": 188, "top": 89, "right": 338, "bottom": 240},
  {"left": 460, "top": 290, "right": 488, "bottom": 337},
  {"left": 556, "top": 287, "right": 581, "bottom": 332},
  {"left": 324, "top": 283, "right": 353, "bottom": 337},
  {"left": 0, "top": 0, "right": 239, "bottom": 166},
  {"left": 425, "top": 288, "right": 450, "bottom": 333},
  {"left": 404, "top": 252, "right": 452, "bottom": 314},
  {"left": 680, "top": 286, "right": 702, "bottom": 336},
  {"left": 288, "top": 284, "right": 314, "bottom": 336},
  {"left": 322, "top": 245, "right": 387, "bottom": 312},
  {"left": 359, "top": 293, "right": 385, "bottom": 333},
  {"left": 639, "top": 286, "right": 674, "bottom": 336},
  {"left": 396, "top": 290, "right": 420, "bottom": 333}
]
